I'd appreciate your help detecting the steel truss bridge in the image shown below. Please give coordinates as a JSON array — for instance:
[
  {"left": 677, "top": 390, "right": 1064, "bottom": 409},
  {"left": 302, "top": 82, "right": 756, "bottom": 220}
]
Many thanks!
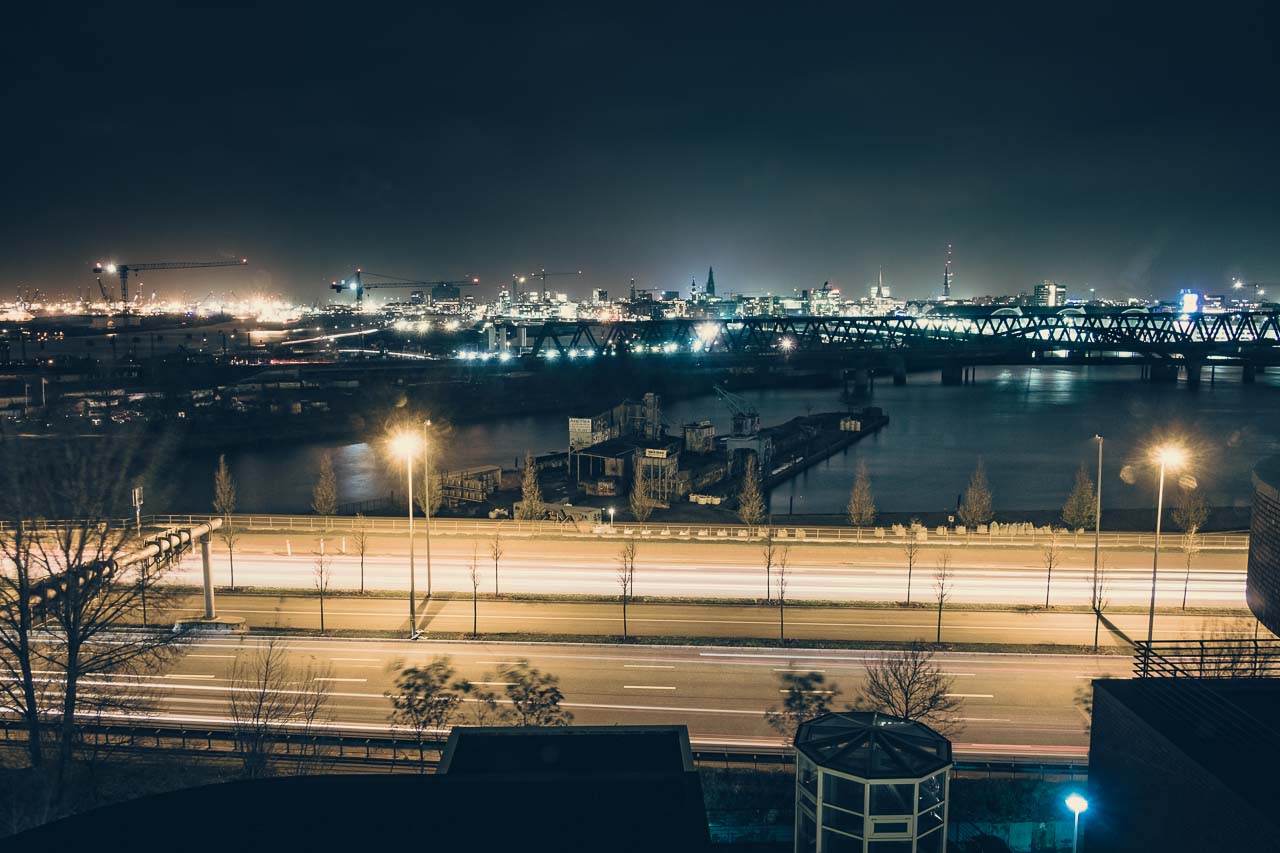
[{"left": 521, "top": 312, "right": 1280, "bottom": 363}]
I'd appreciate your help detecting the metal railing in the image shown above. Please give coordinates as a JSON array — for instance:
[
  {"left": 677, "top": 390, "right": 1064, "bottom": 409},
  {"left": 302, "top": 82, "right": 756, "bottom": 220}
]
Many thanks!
[
  {"left": 1133, "top": 638, "right": 1280, "bottom": 679},
  {"left": 112, "top": 514, "right": 1248, "bottom": 550}
]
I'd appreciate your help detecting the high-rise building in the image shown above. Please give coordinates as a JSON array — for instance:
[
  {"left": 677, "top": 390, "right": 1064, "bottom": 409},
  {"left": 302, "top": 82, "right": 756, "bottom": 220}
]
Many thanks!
[
  {"left": 942, "top": 244, "right": 953, "bottom": 298},
  {"left": 1032, "top": 280, "right": 1068, "bottom": 307}
]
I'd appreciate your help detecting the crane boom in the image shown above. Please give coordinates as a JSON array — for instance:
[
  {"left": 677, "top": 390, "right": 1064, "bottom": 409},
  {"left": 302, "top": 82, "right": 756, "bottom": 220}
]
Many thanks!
[
  {"left": 93, "top": 258, "right": 247, "bottom": 303},
  {"left": 713, "top": 384, "right": 760, "bottom": 436}
]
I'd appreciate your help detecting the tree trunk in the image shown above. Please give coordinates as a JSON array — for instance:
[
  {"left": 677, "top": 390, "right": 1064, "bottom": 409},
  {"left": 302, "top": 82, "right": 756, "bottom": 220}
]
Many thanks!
[
  {"left": 907, "top": 565, "right": 913, "bottom": 604},
  {"left": 360, "top": 554, "right": 365, "bottom": 594},
  {"left": 936, "top": 601, "right": 943, "bottom": 643},
  {"left": 229, "top": 546, "right": 236, "bottom": 591},
  {"left": 494, "top": 561, "right": 500, "bottom": 597},
  {"left": 779, "top": 601, "right": 785, "bottom": 643},
  {"left": 622, "top": 595, "right": 628, "bottom": 642},
  {"left": 319, "top": 589, "right": 325, "bottom": 633},
  {"left": 1045, "top": 567, "right": 1052, "bottom": 608},
  {"left": 473, "top": 590, "right": 478, "bottom": 636},
  {"left": 1182, "top": 565, "right": 1191, "bottom": 610}
]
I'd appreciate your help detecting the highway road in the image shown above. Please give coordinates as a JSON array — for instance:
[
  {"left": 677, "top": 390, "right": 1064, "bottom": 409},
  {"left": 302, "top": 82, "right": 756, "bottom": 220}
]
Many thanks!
[
  {"left": 78, "top": 634, "right": 1124, "bottom": 762},
  {"left": 165, "top": 532, "right": 1249, "bottom": 608},
  {"left": 160, "top": 592, "right": 1262, "bottom": 647}
]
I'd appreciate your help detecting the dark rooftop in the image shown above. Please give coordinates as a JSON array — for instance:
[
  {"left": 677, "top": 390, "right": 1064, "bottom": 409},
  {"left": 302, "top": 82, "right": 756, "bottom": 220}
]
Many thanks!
[
  {"left": 795, "top": 711, "right": 952, "bottom": 779},
  {"left": 440, "top": 725, "right": 694, "bottom": 775}
]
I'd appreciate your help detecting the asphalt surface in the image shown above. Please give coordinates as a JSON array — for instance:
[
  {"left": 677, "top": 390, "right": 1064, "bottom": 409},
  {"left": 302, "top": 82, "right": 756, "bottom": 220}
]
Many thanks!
[
  {"left": 161, "top": 592, "right": 1260, "bottom": 647},
  {"left": 166, "top": 531, "right": 1249, "bottom": 608},
  {"left": 88, "top": 633, "right": 1126, "bottom": 762}
]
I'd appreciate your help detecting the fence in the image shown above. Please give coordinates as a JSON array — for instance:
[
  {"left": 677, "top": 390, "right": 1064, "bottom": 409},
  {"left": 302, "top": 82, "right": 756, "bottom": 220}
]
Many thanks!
[{"left": 23, "top": 513, "right": 1242, "bottom": 550}]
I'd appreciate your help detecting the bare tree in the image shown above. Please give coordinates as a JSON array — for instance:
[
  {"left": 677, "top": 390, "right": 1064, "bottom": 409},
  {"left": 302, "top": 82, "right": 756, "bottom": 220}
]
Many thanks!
[
  {"left": 856, "top": 644, "right": 961, "bottom": 735},
  {"left": 934, "top": 551, "right": 953, "bottom": 643},
  {"left": 1043, "top": 530, "right": 1062, "bottom": 608},
  {"left": 213, "top": 454, "right": 239, "bottom": 590},
  {"left": 516, "top": 452, "right": 543, "bottom": 520},
  {"left": 765, "top": 670, "right": 840, "bottom": 743},
  {"left": 352, "top": 513, "right": 369, "bottom": 594},
  {"left": 228, "top": 637, "right": 333, "bottom": 778},
  {"left": 760, "top": 525, "right": 779, "bottom": 602},
  {"left": 617, "top": 538, "right": 637, "bottom": 641},
  {"left": 1062, "top": 464, "right": 1096, "bottom": 533},
  {"left": 777, "top": 543, "right": 792, "bottom": 643},
  {"left": 847, "top": 460, "right": 876, "bottom": 527},
  {"left": 1181, "top": 530, "right": 1202, "bottom": 610},
  {"left": 311, "top": 451, "right": 338, "bottom": 518},
  {"left": 737, "top": 455, "right": 766, "bottom": 526},
  {"left": 1091, "top": 558, "right": 1111, "bottom": 652},
  {"left": 314, "top": 540, "right": 332, "bottom": 634},
  {"left": 957, "top": 457, "right": 993, "bottom": 529},
  {"left": 386, "top": 657, "right": 468, "bottom": 771},
  {"left": 903, "top": 519, "right": 922, "bottom": 604},
  {"left": 468, "top": 544, "right": 481, "bottom": 637},
  {"left": 489, "top": 532, "right": 504, "bottom": 596},
  {"left": 499, "top": 660, "right": 573, "bottom": 726},
  {"left": 629, "top": 463, "right": 654, "bottom": 522},
  {"left": 0, "top": 432, "right": 186, "bottom": 788}
]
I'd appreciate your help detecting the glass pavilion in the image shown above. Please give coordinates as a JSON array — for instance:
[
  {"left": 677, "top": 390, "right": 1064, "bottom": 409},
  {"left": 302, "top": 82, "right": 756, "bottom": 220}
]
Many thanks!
[{"left": 794, "top": 712, "right": 953, "bottom": 853}]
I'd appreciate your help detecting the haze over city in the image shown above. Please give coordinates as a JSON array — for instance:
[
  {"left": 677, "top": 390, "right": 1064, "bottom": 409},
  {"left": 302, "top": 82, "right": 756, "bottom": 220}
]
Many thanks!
[{"left": 5, "top": 4, "right": 1280, "bottom": 302}]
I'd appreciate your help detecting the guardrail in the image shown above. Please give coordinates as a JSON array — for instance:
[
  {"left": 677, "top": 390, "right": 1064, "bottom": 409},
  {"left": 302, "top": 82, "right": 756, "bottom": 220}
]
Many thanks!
[
  {"left": 0, "top": 718, "right": 1086, "bottom": 778},
  {"left": 0, "top": 513, "right": 1249, "bottom": 550},
  {"left": 135, "top": 514, "right": 1249, "bottom": 550}
]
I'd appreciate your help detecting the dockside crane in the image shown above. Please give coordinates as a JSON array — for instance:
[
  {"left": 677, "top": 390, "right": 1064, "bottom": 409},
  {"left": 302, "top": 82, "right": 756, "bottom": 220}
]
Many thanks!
[
  {"left": 331, "top": 269, "right": 480, "bottom": 305},
  {"left": 713, "top": 384, "right": 761, "bottom": 436},
  {"left": 93, "top": 258, "right": 248, "bottom": 303}
]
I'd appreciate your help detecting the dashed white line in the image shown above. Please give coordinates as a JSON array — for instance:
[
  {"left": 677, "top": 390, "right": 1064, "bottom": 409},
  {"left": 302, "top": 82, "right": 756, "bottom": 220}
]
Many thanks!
[
  {"left": 165, "top": 674, "right": 217, "bottom": 680},
  {"left": 624, "top": 685, "right": 677, "bottom": 690},
  {"left": 946, "top": 693, "right": 995, "bottom": 698},
  {"left": 624, "top": 664, "right": 675, "bottom": 669},
  {"left": 186, "top": 654, "right": 236, "bottom": 659}
]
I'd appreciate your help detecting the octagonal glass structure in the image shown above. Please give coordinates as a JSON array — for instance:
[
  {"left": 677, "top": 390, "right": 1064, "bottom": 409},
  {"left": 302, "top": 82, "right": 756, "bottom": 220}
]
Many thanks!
[{"left": 794, "top": 711, "right": 952, "bottom": 853}]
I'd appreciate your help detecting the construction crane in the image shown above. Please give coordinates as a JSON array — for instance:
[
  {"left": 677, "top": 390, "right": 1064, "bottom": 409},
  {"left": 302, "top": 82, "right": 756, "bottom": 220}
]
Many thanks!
[
  {"left": 93, "top": 258, "right": 247, "bottom": 303},
  {"left": 526, "top": 269, "right": 582, "bottom": 300},
  {"left": 713, "top": 384, "right": 760, "bottom": 436},
  {"left": 331, "top": 269, "right": 480, "bottom": 305}
]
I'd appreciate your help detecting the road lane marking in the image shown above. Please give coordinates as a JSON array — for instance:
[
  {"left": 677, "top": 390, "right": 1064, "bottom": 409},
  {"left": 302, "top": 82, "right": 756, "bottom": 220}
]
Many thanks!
[
  {"left": 624, "top": 664, "right": 675, "bottom": 669},
  {"left": 314, "top": 677, "right": 368, "bottom": 683},
  {"left": 946, "top": 693, "right": 994, "bottom": 698},
  {"left": 186, "top": 654, "right": 236, "bottom": 659},
  {"left": 959, "top": 718, "right": 1011, "bottom": 722},
  {"left": 773, "top": 668, "right": 825, "bottom": 672},
  {"left": 780, "top": 690, "right": 835, "bottom": 695},
  {"left": 470, "top": 681, "right": 514, "bottom": 686},
  {"left": 624, "top": 685, "right": 677, "bottom": 690},
  {"left": 477, "top": 661, "right": 522, "bottom": 666},
  {"left": 165, "top": 674, "right": 217, "bottom": 679}
]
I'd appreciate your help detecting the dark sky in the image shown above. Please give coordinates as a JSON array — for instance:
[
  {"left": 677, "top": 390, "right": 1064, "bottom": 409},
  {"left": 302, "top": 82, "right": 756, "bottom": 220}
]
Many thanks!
[{"left": 5, "top": 3, "right": 1279, "bottom": 303}]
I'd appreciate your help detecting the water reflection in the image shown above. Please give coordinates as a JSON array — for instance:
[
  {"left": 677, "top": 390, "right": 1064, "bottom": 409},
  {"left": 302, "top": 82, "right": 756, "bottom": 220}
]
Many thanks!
[{"left": 171, "top": 365, "right": 1280, "bottom": 515}]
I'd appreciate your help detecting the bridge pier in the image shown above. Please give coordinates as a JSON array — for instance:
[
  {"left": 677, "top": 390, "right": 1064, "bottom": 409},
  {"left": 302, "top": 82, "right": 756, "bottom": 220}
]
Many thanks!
[
  {"left": 1147, "top": 362, "right": 1179, "bottom": 383},
  {"left": 850, "top": 368, "right": 871, "bottom": 396},
  {"left": 891, "top": 357, "right": 907, "bottom": 386},
  {"left": 201, "top": 533, "right": 215, "bottom": 619},
  {"left": 941, "top": 363, "right": 964, "bottom": 386},
  {"left": 1185, "top": 360, "right": 1202, "bottom": 390},
  {"left": 1243, "top": 362, "right": 1257, "bottom": 383}
]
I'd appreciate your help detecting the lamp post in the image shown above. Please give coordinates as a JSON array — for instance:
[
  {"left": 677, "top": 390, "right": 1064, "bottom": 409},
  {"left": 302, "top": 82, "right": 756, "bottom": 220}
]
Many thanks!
[
  {"left": 1092, "top": 435, "right": 1103, "bottom": 602},
  {"left": 391, "top": 432, "right": 421, "bottom": 639},
  {"left": 421, "top": 419, "right": 434, "bottom": 599},
  {"left": 1065, "top": 793, "right": 1088, "bottom": 853},
  {"left": 1145, "top": 445, "right": 1187, "bottom": 673},
  {"left": 608, "top": 506, "right": 615, "bottom": 529}
]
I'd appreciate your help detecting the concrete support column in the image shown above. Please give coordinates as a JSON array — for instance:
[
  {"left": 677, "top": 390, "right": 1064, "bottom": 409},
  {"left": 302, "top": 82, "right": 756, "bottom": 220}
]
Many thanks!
[
  {"left": 201, "top": 533, "right": 215, "bottom": 620},
  {"left": 1148, "top": 362, "right": 1179, "bottom": 383},
  {"left": 1185, "top": 360, "right": 1202, "bottom": 389}
]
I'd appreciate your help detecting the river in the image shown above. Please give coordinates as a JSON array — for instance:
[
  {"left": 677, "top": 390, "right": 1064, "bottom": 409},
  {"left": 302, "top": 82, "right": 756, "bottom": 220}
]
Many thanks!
[{"left": 169, "top": 364, "right": 1280, "bottom": 516}]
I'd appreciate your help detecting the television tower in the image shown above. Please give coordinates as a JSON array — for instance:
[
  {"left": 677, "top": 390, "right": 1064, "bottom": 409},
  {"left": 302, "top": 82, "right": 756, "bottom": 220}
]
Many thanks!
[{"left": 942, "top": 243, "right": 953, "bottom": 298}]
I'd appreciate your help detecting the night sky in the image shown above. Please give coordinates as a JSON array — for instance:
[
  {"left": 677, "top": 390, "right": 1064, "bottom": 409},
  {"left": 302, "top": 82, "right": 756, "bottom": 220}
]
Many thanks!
[{"left": 6, "top": 4, "right": 1279, "bottom": 303}]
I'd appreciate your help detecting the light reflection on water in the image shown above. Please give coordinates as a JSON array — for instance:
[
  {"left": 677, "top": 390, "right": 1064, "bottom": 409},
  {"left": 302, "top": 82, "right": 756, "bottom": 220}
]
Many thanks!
[{"left": 171, "top": 365, "right": 1280, "bottom": 515}]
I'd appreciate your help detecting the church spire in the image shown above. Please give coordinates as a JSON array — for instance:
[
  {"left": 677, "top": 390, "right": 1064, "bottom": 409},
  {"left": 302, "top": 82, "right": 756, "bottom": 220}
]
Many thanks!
[{"left": 706, "top": 266, "right": 716, "bottom": 297}]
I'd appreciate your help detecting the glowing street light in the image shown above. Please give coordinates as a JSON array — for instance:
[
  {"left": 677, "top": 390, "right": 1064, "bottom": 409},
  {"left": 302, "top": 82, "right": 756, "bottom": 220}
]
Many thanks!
[
  {"left": 1144, "top": 443, "right": 1188, "bottom": 671},
  {"left": 390, "top": 430, "right": 423, "bottom": 639},
  {"left": 608, "top": 506, "right": 615, "bottom": 528},
  {"left": 1065, "top": 793, "right": 1088, "bottom": 853}
]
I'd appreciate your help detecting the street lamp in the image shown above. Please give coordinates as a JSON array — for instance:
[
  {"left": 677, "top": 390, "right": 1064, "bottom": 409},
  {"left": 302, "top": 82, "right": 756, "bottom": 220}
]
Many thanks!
[
  {"left": 421, "top": 419, "right": 434, "bottom": 599},
  {"left": 608, "top": 506, "right": 616, "bottom": 529},
  {"left": 1145, "top": 443, "right": 1188, "bottom": 672},
  {"left": 1065, "top": 793, "right": 1088, "bottom": 853},
  {"left": 390, "top": 431, "right": 423, "bottom": 639},
  {"left": 1092, "top": 435, "right": 1103, "bottom": 645}
]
